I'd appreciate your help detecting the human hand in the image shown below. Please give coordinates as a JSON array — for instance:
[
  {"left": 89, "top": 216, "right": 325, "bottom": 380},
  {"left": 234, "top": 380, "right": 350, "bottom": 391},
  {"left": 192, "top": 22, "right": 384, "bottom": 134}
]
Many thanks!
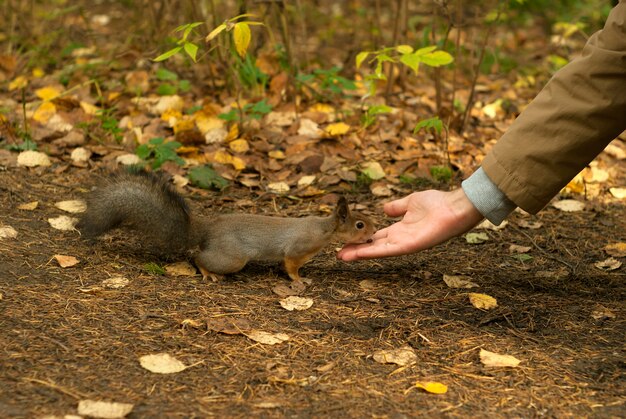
[{"left": 337, "top": 188, "right": 484, "bottom": 261}]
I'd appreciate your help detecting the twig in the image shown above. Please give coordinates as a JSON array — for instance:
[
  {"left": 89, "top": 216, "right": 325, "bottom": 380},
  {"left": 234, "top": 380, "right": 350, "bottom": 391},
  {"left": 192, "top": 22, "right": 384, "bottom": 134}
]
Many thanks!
[{"left": 23, "top": 377, "right": 85, "bottom": 399}]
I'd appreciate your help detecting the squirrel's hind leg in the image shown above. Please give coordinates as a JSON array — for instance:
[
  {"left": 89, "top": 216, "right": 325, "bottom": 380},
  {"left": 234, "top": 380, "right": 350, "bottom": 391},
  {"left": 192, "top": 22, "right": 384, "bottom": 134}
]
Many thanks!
[{"left": 195, "top": 251, "right": 247, "bottom": 281}]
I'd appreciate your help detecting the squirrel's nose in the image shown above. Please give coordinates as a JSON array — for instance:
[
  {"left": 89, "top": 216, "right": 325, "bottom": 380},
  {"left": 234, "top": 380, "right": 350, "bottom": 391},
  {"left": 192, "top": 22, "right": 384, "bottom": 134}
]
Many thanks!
[{"left": 367, "top": 238, "right": 373, "bottom": 243}]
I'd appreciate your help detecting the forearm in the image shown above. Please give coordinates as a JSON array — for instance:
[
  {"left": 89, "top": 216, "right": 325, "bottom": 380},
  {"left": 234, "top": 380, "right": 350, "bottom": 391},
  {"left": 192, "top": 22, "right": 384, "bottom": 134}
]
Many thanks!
[{"left": 482, "top": 1, "right": 626, "bottom": 213}]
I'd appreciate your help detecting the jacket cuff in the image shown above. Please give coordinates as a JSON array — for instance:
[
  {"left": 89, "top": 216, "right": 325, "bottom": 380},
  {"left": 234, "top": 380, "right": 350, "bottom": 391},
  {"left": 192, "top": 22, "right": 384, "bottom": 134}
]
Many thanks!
[{"left": 461, "top": 167, "right": 517, "bottom": 225}]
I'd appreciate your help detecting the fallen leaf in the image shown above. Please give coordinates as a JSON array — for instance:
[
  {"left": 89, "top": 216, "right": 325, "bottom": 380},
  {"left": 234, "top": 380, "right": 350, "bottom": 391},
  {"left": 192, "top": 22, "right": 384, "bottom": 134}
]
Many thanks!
[
  {"left": 9, "top": 75, "right": 28, "bottom": 91},
  {"left": 213, "top": 149, "right": 246, "bottom": 170},
  {"left": 77, "top": 400, "right": 134, "bottom": 419},
  {"left": 361, "top": 161, "right": 385, "bottom": 180},
  {"left": 181, "top": 318, "right": 204, "bottom": 329},
  {"left": 139, "top": 353, "right": 187, "bottom": 374},
  {"left": 594, "top": 257, "right": 622, "bottom": 271},
  {"left": 316, "top": 361, "right": 336, "bottom": 372},
  {"left": 297, "top": 118, "right": 322, "bottom": 138},
  {"left": 517, "top": 220, "right": 543, "bottom": 229},
  {"left": 245, "top": 330, "right": 290, "bottom": 345},
  {"left": 609, "top": 187, "right": 626, "bottom": 199},
  {"left": 164, "top": 261, "right": 197, "bottom": 276},
  {"left": 268, "top": 150, "right": 286, "bottom": 159},
  {"left": 279, "top": 296, "right": 313, "bottom": 311},
  {"left": 267, "top": 181, "right": 290, "bottom": 194},
  {"left": 35, "top": 86, "right": 62, "bottom": 101},
  {"left": 443, "top": 274, "right": 479, "bottom": 289},
  {"left": 297, "top": 175, "right": 316, "bottom": 187},
  {"left": 0, "top": 226, "right": 18, "bottom": 239},
  {"left": 476, "top": 219, "right": 508, "bottom": 230},
  {"left": 604, "top": 242, "right": 626, "bottom": 257},
  {"left": 102, "top": 276, "right": 129, "bottom": 289},
  {"left": 479, "top": 349, "right": 520, "bottom": 368},
  {"left": 48, "top": 215, "right": 78, "bottom": 231},
  {"left": 55, "top": 200, "right": 87, "bottom": 213},
  {"left": 17, "top": 150, "right": 51, "bottom": 167},
  {"left": 583, "top": 166, "right": 609, "bottom": 183},
  {"left": 370, "top": 183, "right": 393, "bottom": 197},
  {"left": 18, "top": 201, "right": 39, "bottom": 210},
  {"left": 54, "top": 254, "right": 80, "bottom": 268},
  {"left": 359, "top": 279, "right": 378, "bottom": 291},
  {"left": 552, "top": 199, "right": 584, "bottom": 212},
  {"left": 413, "top": 381, "right": 448, "bottom": 394},
  {"left": 272, "top": 281, "right": 306, "bottom": 297},
  {"left": 32, "top": 102, "right": 57, "bottom": 124},
  {"left": 509, "top": 244, "right": 531, "bottom": 253},
  {"left": 465, "top": 232, "right": 489, "bottom": 244},
  {"left": 116, "top": 154, "right": 142, "bottom": 166},
  {"left": 229, "top": 139, "right": 250, "bottom": 153},
  {"left": 373, "top": 346, "right": 417, "bottom": 366},
  {"left": 468, "top": 293, "right": 498, "bottom": 310},
  {"left": 324, "top": 122, "right": 350, "bottom": 136},
  {"left": 71, "top": 147, "right": 92, "bottom": 163}
]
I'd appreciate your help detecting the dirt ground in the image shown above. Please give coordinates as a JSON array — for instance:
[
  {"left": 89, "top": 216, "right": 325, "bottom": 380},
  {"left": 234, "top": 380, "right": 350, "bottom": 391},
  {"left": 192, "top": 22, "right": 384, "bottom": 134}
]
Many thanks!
[{"left": 0, "top": 167, "right": 624, "bottom": 419}]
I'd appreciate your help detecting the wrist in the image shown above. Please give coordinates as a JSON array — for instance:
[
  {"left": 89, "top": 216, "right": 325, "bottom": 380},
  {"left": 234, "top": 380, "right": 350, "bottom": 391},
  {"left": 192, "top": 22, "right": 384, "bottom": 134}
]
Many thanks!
[{"left": 446, "top": 188, "right": 484, "bottom": 233}]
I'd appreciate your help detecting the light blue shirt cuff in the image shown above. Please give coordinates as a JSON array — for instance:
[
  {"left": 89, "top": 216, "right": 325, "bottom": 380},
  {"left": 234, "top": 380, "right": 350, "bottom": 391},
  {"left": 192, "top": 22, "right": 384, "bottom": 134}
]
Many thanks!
[{"left": 461, "top": 167, "right": 517, "bottom": 225}]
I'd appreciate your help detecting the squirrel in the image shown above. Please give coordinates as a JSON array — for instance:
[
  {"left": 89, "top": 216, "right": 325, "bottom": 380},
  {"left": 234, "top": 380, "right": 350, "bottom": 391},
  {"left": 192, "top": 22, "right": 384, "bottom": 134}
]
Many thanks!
[{"left": 77, "top": 170, "right": 376, "bottom": 283}]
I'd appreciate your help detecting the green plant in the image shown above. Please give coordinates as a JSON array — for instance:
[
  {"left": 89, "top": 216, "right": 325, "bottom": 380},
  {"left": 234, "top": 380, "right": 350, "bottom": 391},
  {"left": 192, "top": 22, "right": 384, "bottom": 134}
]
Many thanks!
[
  {"left": 96, "top": 108, "right": 123, "bottom": 143},
  {"left": 361, "top": 104, "right": 392, "bottom": 129},
  {"left": 144, "top": 262, "right": 166, "bottom": 275},
  {"left": 218, "top": 99, "right": 272, "bottom": 123},
  {"left": 188, "top": 165, "right": 229, "bottom": 190},
  {"left": 296, "top": 66, "right": 357, "bottom": 99},
  {"left": 154, "top": 22, "right": 204, "bottom": 63},
  {"left": 356, "top": 45, "right": 453, "bottom": 97},
  {"left": 136, "top": 137, "right": 184, "bottom": 169},
  {"left": 429, "top": 165, "right": 453, "bottom": 183},
  {"left": 235, "top": 54, "right": 269, "bottom": 93},
  {"left": 155, "top": 68, "right": 191, "bottom": 95}
]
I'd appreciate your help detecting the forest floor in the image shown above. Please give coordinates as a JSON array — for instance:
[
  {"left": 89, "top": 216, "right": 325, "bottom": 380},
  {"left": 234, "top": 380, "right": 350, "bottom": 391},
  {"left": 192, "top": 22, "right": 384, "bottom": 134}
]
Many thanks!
[
  {"left": 1, "top": 2, "right": 625, "bottom": 418},
  {"left": 1, "top": 166, "right": 624, "bottom": 418}
]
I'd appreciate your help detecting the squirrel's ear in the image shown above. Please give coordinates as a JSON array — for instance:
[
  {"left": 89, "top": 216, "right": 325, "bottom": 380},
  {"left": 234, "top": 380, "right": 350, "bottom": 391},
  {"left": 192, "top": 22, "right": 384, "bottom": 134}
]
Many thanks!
[{"left": 336, "top": 196, "right": 349, "bottom": 221}]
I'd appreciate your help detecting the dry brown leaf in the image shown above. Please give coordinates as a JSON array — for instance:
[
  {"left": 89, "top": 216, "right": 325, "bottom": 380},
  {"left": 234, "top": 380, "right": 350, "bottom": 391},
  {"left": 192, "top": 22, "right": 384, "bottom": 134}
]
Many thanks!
[
  {"left": 372, "top": 346, "right": 417, "bottom": 366},
  {"left": 77, "top": 399, "right": 134, "bottom": 419},
  {"left": 509, "top": 244, "right": 531, "bottom": 253},
  {"left": 479, "top": 349, "right": 520, "bottom": 368},
  {"left": 17, "top": 150, "right": 51, "bottom": 167},
  {"left": 468, "top": 293, "right": 498, "bottom": 310},
  {"left": 443, "top": 274, "right": 479, "bottom": 289},
  {"left": 229, "top": 139, "right": 250, "bottom": 153},
  {"left": 0, "top": 226, "right": 18, "bottom": 239},
  {"left": 18, "top": 201, "right": 39, "bottom": 210},
  {"left": 48, "top": 215, "right": 78, "bottom": 231},
  {"left": 54, "top": 254, "right": 79, "bottom": 268},
  {"left": 272, "top": 281, "right": 306, "bottom": 297},
  {"left": 164, "top": 261, "right": 197, "bottom": 277},
  {"left": 116, "top": 154, "right": 142, "bottom": 166},
  {"left": 552, "top": 199, "right": 585, "bottom": 212},
  {"left": 267, "top": 182, "right": 290, "bottom": 194},
  {"left": 476, "top": 219, "right": 508, "bottom": 230},
  {"left": 517, "top": 220, "right": 543, "bottom": 229},
  {"left": 279, "top": 296, "right": 314, "bottom": 311},
  {"left": 55, "top": 200, "right": 87, "bottom": 214},
  {"left": 245, "top": 330, "right": 290, "bottom": 345},
  {"left": 139, "top": 353, "right": 187, "bottom": 374},
  {"left": 609, "top": 187, "right": 626, "bottom": 199},
  {"left": 71, "top": 147, "right": 92, "bottom": 163},
  {"left": 604, "top": 242, "right": 626, "bottom": 257},
  {"left": 102, "top": 276, "right": 129, "bottom": 289},
  {"left": 594, "top": 257, "right": 622, "bottom": 271}
]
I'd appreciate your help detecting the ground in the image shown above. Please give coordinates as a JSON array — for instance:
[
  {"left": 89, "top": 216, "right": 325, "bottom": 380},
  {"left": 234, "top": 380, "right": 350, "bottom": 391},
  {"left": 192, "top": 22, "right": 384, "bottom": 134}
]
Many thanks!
[{"left": 0, "top": 167, "right": 624, "bottom": 418}]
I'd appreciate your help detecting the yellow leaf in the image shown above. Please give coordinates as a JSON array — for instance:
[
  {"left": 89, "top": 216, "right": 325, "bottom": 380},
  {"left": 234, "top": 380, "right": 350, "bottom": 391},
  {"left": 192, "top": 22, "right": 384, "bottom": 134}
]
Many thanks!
[
  {"left": 80, "top": 101, "right": 99, "bottom": 115},
  {"left": 161, "top": 109, "right": 183, "bottom": 125},
  {"left": 32, "top": 67, "right": 45, "bottom": 78},
  {"left": 225, "top": 123, "right": 239, "bottom": 142},
  {"left": 563, "top": 171, "right": 585, "bottom": 194},
  {"left": 308, "top": 103, "right": 335, "bottom": 113},
  {"left": 35, "top": 86, "right": 61, "bottom": 101},
  {"left": 173, "top": 118, "right": 195, "bottom": 133},
  {"left": 468, "top": 293, "right": 498, "bottom": 310},
  {"left": 325, "top": 122, "right": 350, "bottom": 136},
  {"left": 229, "top": 139, "right": 250, "bottom": 153},
  {"left": 108, "top": 92, "right": 121, "bottom": 102},
  {"left": 195, "top": 114, "right": 224, "bottom": 135},
  {"left": 268, "top": 150, "right": 285, "bottom": 159},
  {"left": 9, "top": 75, "right": 28, "bottom": 91},
  {"left": 206, "top": 23, "right": 227, "bottom": 42},
  {"left": 233, "top": 22, "right": 252, "bottom": 58},
  {"left": 33, "top": 102, "right": 57, "bottom": 124},
  {"left": 214, "top": 149, "right": 246, "bottom": 171},
  {"left": 414, "top": 381, "right": 448, "bottom": 394}
]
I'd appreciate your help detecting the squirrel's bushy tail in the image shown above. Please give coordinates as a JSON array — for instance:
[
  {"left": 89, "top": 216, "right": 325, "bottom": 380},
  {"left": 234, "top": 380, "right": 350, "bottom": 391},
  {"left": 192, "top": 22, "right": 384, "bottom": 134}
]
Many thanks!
[{"left": 78, "top": 170, "right": 194, "bottom": 253}]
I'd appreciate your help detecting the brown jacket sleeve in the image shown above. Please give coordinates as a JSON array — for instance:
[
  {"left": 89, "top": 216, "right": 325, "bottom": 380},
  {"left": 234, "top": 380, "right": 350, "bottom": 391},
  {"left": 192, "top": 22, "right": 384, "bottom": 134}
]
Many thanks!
[{"left": 482, "top": 1, "right": 626, "bottom": 214}]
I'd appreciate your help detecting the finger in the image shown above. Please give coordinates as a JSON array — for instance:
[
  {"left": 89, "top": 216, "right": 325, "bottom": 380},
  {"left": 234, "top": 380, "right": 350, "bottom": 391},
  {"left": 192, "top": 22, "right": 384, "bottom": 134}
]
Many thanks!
[
  {"left": 338, "top": 238, "right": 404, "bottom": 261},
  {"left": 384, "top": 195, "right": 411, "bottom": 217}
]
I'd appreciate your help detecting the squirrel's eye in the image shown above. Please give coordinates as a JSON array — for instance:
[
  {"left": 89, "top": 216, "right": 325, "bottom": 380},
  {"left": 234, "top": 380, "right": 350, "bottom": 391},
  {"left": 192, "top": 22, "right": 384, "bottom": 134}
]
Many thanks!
[{"left": 355, "top": 221, "right": 365, "bottom": 230}]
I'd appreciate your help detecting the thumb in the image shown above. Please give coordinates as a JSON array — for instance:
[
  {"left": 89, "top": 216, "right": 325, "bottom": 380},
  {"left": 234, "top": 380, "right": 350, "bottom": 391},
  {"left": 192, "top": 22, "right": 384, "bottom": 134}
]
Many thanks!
[{"left": 384, "top": 195, "right": 411, "bottom": 217}]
